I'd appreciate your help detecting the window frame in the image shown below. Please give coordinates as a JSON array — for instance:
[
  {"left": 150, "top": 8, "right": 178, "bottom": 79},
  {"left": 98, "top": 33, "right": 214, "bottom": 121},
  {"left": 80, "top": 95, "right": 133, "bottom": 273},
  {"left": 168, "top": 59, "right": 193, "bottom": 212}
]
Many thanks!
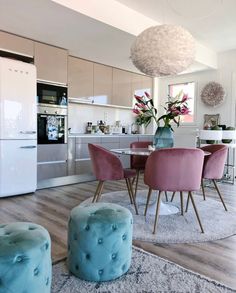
[{"left": 168, "top": 81, "right": 197, "bottom": 126}]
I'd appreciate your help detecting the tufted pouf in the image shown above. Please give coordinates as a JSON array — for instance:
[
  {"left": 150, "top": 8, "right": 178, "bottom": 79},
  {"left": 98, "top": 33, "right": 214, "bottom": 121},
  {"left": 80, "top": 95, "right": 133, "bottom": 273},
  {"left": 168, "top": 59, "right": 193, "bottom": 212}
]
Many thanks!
[
  {"left": 0, "top": 222, "right": 51, "bottom": 293},
  {"left": 68, "top": 202, "right": 133, "bottom": 282}
]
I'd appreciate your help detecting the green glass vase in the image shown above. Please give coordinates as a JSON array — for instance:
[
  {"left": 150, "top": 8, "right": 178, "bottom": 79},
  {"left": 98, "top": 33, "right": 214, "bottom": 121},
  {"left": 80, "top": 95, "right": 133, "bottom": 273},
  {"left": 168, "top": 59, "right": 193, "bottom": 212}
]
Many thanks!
[{"left": 153, "top": 126, "right": 174, "bottom": 149}]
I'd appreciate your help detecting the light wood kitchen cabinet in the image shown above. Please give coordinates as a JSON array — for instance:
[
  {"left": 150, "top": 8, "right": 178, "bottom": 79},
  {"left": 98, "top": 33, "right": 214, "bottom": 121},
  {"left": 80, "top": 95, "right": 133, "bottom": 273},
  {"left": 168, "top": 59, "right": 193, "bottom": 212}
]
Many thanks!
[
  {"left": 93, "top": 63, "right": 112, "bottom": 104},
  {"left": 0, "top": 31, "right": 34, "bottom": 56},
  {"left": 68, "top": 56, "right": 93, "bottom": 101},
  {"left": 131, "top": 73, "right": 153, "bottom": 99},
  {"left": 34, "top": 42, "right": 68, "bottom": 84},
  {"left": 112, "top": 68, "right": 133, "bottom": 107}
]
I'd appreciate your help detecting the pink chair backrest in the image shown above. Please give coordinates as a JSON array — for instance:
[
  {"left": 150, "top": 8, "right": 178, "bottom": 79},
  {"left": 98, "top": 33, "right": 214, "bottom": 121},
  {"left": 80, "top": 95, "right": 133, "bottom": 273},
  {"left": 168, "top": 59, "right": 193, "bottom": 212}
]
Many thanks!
[
  {"left": 88, "top": 144, "right": 124, "bottom": 181},
  {"left": 130, "top": 141, "right": 152, "bottom": 169},
  {"left": 144, "top": 148, "right": 204, "bottom": 191},
  {"left": 200, "top": 144, "right": 228, "bottom": 179}
]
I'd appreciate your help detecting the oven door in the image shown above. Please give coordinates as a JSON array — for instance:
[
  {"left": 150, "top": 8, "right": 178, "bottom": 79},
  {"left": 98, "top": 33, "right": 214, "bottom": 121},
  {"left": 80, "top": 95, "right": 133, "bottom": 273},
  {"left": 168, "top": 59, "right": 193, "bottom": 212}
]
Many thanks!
[{"left": 37, "top": 113, "right": 67, "bottom": 144}]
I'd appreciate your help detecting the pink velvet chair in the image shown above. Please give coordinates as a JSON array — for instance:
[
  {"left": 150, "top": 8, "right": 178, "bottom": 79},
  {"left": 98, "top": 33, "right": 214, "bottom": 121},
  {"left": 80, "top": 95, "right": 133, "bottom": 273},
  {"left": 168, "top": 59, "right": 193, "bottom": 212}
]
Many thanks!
[
  {"left": 200, "top": 144, "right": 228, "bottom": 211},
  {"left": 144, "top": 148, "right": 204, "bottom": 234},
  {"left": 88, "top": 143, "right": 139, "bottom": 214},
  {"left": 130, "top": 141, "right": 152, "bottom": 198}
]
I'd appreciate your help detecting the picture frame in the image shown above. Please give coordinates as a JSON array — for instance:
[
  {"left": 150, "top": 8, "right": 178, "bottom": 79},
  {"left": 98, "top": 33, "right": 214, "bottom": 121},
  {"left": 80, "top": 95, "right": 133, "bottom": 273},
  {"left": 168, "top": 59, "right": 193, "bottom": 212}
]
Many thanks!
[{"left": 203, "top": 114, "right": 220, "bottom": 128}]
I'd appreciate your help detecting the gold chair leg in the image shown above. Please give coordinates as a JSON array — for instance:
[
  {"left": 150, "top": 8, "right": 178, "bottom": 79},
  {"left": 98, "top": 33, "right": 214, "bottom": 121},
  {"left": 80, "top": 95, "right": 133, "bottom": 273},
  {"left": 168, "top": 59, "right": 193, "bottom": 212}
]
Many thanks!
[
  {"left": 165, "top": 191, "right": 168, "bottom": 202},
  {"left": 170, "top": 191, "right": 176, "bottom": 202},
  {"left": 144, "top": 188, "right": 152, "bottom": 217},
  {"left": 212, "top": 179, "right": 228, "bottom": 211},
  {"left": 125, "top": 178, "right": 133, "bottom": 204},
  {"left": 134, "top": 170, "right": 140, "bottom": 199},
  {"left": 189, "top": 191, "right": 204, "bottom": 233},
  {"left": 201, "top": 179, "right": 206, "bottom": 200},
  {"left": 92, "top": 181, "right": 103, "bottom": 202},
  {"left": 126, "top": 178, "right": 139, "bottom": 215},
  {"left": 185, "top": 192, "right": 190, "bottom": 212},
  {"left": 180, "top": 191, "right": 184, "bottom": 215},
  {"left": 95, "top": 181, "right": 104, "bottom": 202},
  {"left": 153, "top": 191, "right": 162, "bottom": 234}
]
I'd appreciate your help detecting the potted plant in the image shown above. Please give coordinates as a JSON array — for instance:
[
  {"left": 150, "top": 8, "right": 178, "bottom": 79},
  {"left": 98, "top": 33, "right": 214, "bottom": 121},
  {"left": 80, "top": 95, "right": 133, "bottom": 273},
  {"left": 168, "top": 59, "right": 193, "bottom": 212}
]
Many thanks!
[{"left": 132, "top": 91, "right": 190, "bottom": 148}]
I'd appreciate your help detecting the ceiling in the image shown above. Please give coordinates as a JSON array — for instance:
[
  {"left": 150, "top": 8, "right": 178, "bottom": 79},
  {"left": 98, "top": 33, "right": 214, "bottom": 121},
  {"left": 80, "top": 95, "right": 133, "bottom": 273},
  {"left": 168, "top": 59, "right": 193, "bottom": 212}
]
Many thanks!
[
  {"left": 0, "top": 0, "right": 235, "bottom": 74},
  {"left": 117, "top": 0, "right": 236, "bottom": 52}
]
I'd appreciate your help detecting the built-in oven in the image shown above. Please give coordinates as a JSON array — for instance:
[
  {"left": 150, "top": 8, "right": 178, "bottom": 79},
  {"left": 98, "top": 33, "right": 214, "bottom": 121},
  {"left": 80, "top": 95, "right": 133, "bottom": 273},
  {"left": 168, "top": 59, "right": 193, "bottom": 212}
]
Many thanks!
[
  {"left": 37, "top": 106, "right": 67, "bottom": 144},
  {"left": 37, "top": 82, "right": 68, "bottom": 106}
]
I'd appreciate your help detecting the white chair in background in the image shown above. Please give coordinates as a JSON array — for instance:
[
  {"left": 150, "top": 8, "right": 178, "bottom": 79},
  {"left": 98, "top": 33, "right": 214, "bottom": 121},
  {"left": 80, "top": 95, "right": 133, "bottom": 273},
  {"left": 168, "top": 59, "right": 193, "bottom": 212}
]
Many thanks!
[{"left": 222, "top": 130, "right": 236, "bottom": 184}]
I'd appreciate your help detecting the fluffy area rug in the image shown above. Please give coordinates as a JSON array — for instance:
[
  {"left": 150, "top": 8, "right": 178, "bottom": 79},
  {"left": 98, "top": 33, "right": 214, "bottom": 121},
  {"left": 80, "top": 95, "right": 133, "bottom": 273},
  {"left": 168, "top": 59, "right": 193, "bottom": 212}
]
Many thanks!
[
  {"left": 52, "top": 246, "right": 235, "bottom": 293},
  {"left": 80, "top": 190, "right": 236, "bottom": 244}
]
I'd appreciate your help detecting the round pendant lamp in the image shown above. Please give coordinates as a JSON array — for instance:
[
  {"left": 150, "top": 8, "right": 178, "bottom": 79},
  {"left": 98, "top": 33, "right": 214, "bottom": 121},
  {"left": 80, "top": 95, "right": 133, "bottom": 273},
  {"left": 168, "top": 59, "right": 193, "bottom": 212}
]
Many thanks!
[{"left": 130, "top": 24, "right": 195, "bottom": 77}]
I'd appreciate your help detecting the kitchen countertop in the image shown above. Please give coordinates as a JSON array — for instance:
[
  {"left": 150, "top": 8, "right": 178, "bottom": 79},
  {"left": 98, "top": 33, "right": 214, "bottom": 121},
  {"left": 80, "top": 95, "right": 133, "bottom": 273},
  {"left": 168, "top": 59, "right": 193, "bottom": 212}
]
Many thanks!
[{"left": 68, "top": 133, "right": 153, "bottom": 138}]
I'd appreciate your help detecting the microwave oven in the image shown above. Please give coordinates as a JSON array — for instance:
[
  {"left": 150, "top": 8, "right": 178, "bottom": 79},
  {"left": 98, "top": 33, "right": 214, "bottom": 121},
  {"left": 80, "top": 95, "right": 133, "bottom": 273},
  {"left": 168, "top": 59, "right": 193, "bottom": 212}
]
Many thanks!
[{"left": 37, "top": 82, "right": 68, "bottom": 106}]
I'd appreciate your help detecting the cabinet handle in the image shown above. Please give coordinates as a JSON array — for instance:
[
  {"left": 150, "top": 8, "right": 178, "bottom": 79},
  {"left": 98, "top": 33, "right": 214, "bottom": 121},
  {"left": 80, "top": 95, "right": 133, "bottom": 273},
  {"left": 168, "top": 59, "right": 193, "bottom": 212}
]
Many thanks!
[
  {"left": 20, "top": 131, "right": 36, "bottom": 134},
  {"left": 20, "top": 146, "right": 37, "bottom": 149}
]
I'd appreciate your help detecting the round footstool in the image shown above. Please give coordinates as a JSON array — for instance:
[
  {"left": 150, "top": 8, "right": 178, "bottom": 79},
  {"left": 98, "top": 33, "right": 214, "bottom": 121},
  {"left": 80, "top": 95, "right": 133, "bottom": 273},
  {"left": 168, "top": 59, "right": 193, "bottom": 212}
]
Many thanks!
[
  {"left": 68, "top": 202, "right": 133, "bottom": 281},
  {"left": 0, "top": 222, "right": 51, "bottom": 293}
]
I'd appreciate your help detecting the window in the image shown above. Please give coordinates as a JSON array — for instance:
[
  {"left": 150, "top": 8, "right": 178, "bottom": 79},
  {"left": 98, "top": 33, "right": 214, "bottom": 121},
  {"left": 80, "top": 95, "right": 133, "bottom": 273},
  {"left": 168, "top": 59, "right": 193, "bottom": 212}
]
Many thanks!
[{"left": 168, "top": 82, "right": 195, "bottom": 124}]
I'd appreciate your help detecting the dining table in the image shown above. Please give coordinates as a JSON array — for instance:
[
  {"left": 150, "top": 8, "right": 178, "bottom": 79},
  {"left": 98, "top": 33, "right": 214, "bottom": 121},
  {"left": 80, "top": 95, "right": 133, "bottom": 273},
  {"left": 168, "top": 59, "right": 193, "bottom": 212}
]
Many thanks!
[{"left": 111, "top": 147, "right": 211, "bottom": 216}]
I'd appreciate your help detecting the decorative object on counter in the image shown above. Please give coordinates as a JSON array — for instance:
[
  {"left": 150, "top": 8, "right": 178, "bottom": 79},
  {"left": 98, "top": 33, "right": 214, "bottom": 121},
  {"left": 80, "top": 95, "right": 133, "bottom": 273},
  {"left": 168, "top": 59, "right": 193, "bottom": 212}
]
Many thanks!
[
  {"left": 201, "top": 82, "right": 226, "bottom": 107},
  {"left": 222, "top": 127, "right": 236, "bottom": 143},
  {"left": 203, "top": 114, "right": 220, "bottom": 129},
  {"left": 86, "top": 122, "right": 92, "bottom": 134},
  {"left": 97, "top": 120, "right": 106, "bottom": 133},
  {"left": 133, "top": 91, "right": 190, "bottom": 149},
  {"left": 130, "top": 24, "right": 195, "bottom": 77}
]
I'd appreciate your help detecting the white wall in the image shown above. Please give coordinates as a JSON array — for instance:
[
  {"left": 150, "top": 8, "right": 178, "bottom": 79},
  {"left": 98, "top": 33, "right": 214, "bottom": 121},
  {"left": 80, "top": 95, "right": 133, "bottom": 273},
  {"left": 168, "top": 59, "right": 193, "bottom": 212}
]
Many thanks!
[
  {"left": 68, "top": 103, "right": 136, "bottom": 133},
  {"left": 158, "top": 49, "right": 236, "bottom": 129}
]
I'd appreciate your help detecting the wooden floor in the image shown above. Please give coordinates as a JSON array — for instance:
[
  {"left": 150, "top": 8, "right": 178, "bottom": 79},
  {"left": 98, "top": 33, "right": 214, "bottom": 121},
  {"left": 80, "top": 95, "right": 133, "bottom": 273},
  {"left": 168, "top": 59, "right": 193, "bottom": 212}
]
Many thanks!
[{"left": 1, "top": 178, "right": 236, "bottom": 289}]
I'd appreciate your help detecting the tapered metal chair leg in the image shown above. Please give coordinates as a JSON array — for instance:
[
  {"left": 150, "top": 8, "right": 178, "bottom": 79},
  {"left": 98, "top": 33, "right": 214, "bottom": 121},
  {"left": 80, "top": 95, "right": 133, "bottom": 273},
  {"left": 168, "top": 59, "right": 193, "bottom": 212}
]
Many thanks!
[
  {"left": 201, "top": 179, "right": 206, "bottom": 200},
  {"left": 92, "top": 181, "right": 104, "bottom": 202},
  {"left": 153, "top": 191, "right": 162, "bottom": 234},
  {"left": 212, "top": 179, "right": 228, "bottom": 211},
  {"left": 125, "top": 178, "right": 133, "bottom": 204},
  {"left": 185, "top": 192, "right": 190, "bottom": 212},
  {"left": 170, "top": 191, "right": 176, "bottom": 202},
  {"left": 95, "top": 181, "right": 104, "bottom": 202},
  {"left": 134, "top": 170, "right": 140, "bottom": 199},
  {"left": 144, "top": 188, "right": 152, "bottom": 217},
  {"left": 165, "top": 191, "right": 168, "bottom": 202},
  {"left": 189, "top": 191, "right": 204, "bottom": 233},
  {"left": 180, "top": 191, "right": 184, "bottom": 215},
  {"left": 126, "top": 178, "right": 139, "bottom": 215}
]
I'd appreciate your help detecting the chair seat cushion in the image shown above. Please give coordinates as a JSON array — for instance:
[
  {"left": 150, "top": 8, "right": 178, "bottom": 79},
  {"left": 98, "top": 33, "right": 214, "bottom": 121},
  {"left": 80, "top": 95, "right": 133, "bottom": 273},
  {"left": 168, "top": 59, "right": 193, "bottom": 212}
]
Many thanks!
[{"left": 124, "top": 168, "right": 136, "bottom": 178}]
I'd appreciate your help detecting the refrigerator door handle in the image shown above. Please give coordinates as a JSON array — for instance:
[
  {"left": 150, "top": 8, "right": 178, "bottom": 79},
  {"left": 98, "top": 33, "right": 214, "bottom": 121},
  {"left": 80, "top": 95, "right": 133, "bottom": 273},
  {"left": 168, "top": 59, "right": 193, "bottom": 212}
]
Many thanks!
[
  {"left": 20, "top": 146, "right": 37, "bottom": 149},
  {"left": 19, "top": 131, "right": 37, "bottom": 134}
]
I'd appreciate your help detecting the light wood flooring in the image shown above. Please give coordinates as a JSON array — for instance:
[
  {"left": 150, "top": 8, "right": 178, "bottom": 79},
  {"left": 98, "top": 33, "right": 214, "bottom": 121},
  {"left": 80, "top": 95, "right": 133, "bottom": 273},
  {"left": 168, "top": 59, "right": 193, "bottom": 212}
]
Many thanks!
[{"left": 1, "top": 178, "right": 236, "bottom": 289}]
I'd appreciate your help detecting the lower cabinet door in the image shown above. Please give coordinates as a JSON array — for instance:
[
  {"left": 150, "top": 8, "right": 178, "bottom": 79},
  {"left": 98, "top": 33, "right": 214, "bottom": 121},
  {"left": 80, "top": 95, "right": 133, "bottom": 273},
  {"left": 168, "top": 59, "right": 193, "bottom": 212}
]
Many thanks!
[{"left": 37, "top": 161, "right": 67, "bottom": 181}]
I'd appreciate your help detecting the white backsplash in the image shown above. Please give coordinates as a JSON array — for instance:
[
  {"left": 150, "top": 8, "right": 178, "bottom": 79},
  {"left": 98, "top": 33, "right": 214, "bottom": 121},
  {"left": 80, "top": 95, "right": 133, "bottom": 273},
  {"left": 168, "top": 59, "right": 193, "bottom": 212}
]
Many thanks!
[{"left": 68, "top": 103, "right": 136, "bottom": 134}]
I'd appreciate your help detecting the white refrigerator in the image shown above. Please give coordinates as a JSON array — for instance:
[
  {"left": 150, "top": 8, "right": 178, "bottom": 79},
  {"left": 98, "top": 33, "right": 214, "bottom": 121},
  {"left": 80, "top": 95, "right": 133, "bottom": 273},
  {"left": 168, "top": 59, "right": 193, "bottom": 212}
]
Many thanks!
[{"left": 0, "top": 57, "right": 37, "bottom": 197}]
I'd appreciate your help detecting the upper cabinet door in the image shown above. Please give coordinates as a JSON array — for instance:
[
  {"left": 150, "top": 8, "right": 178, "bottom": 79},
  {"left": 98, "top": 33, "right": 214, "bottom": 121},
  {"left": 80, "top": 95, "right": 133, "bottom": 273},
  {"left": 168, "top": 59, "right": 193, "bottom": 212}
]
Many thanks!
[
  {"left": 0, "top": 31, "right": 34, "bottom": 57},
  {"left": 68, "top": 56, "right": 93, "bottom": 102},
  {"left": 34, "top": 42, "right": 67, "bottom": 84},
  {"left": 132, "top": 73, "right": 153, "bottom": 98},
  {"left": 94, "top": 63, "right": 112, "bottom": 105},
  {"left": 112, "top": 68, "right": 133, "bottom": 107}
]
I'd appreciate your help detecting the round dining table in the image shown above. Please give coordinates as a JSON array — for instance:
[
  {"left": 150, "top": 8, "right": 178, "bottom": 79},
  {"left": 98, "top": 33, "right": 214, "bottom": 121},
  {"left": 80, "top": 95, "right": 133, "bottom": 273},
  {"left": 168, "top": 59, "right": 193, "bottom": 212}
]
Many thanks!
[{"left": 111, "top": 147, "right": 210, "bottom": 216}]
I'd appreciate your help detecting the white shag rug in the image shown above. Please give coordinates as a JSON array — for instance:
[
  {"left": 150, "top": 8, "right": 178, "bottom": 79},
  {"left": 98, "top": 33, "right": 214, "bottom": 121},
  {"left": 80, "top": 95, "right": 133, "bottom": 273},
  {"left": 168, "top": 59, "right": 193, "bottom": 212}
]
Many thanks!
[
  {"left": 52, "top": 246, "right": 235, "bottom": 293},
  {"left": 80, "top": 190, "right": 236, "bottom": 244}
]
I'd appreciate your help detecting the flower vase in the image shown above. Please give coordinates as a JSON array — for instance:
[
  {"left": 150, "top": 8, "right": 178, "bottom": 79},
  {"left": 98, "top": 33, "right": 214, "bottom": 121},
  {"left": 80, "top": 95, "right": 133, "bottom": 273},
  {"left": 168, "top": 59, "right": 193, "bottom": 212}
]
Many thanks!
[
  {"left": 153, "top": 126, "right": 174, "bottom": 149},
  {"left": 139, "top": 124, "right": 145, "bottom": 135}
]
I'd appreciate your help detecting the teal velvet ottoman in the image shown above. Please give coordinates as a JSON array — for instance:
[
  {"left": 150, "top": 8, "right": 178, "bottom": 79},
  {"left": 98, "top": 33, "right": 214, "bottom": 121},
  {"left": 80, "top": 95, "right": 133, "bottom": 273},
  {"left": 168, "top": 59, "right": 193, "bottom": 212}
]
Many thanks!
[
  {"left": 68, "top": 203, "right": 133, "bottom": 282},
  {"left": 0, "top": 222, "right": 51, "bottom": 293}
]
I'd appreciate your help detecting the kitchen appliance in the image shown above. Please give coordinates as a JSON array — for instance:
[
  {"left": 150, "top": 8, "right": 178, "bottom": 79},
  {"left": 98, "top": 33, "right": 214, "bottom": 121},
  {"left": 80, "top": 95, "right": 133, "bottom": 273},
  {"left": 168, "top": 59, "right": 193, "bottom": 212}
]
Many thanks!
[
  {"left": 37, "top": 82, "right": 67, "bottom": 106},
  {"left": 0, "top": 57, "right": 37, "bottom": 197},
  {"left": 37, "top": 105, "right": 67, "bottom": 144}
]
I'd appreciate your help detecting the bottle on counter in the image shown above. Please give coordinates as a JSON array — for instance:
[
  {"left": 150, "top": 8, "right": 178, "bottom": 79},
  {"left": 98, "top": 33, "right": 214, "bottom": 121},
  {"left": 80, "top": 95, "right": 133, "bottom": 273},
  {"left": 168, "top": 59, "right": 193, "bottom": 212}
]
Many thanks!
[{"left": 86, "top": 122, "right": 92, "bottom": 134}]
